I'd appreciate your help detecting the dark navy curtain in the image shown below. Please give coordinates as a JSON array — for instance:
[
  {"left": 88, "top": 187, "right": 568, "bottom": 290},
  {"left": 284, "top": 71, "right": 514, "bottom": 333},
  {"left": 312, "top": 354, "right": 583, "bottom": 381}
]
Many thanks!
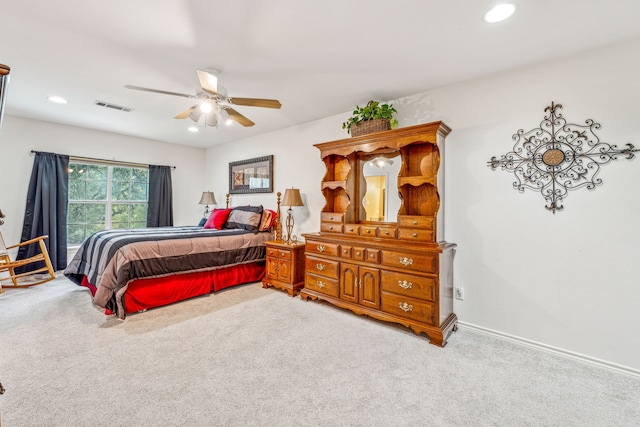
[
  {"left": 147, "top": 165, "right": 173, "bottom": 227},
  {"left": 16, "top": 151, "right": 69, "bottom": 271}
]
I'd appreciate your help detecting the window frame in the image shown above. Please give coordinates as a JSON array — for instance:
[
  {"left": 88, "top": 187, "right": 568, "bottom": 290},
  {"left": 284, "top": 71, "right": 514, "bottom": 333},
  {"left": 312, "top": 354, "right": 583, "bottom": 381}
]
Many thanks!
[{"left": 67, "top": 161, "right": 149, "bottom": 246}]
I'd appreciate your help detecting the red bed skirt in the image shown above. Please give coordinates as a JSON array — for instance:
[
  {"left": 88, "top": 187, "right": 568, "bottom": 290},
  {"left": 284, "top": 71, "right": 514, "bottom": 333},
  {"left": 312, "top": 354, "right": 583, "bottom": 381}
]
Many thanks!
[{"left": 81, "top": 262, "right": 265, "bottom": 315}]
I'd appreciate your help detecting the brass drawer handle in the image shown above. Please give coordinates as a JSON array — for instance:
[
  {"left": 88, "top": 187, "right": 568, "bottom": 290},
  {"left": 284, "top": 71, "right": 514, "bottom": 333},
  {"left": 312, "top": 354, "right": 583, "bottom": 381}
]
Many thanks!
[
  {"left": 329, "top": 216, "right": 334, "bottom": 220},
  {"left": 384, "top": 231, "right": 390, "bottom": 235},
  {"left": 399, "top": 302, "right": 413, "bottom": 312},
  {"left": 317, "top": 280, "right": 326, "bottom": 288},
  {"left": 412, "top": 233, "right": 418, "bottom": 238},
  {"left": 356, "top": 251, "right": 361, "bottom": 256},
  {"left": 398, "top": 280, "right": 413, "bottom": 290},
  {"left": 316, "top": 264, "right": 326, "bottom": 271},
  {"left": 412, "top": 220, "right": 418, "bottom": 225},
  {"left": 317, "top": 245, "right": 325, "bottom": 252},
  {"left": 366, "top": 229, "right": 371, "bottom": 234},
  {"left": 399, "top": 257, "right": 414, "bottom": 266},
  {"left": 329, "top": 226, "right": 334, "bottom": 230}
]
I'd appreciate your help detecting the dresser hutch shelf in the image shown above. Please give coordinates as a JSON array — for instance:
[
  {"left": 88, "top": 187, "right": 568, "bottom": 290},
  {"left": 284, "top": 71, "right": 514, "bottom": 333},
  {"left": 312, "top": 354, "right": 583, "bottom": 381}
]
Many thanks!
[{"left": 301, "top": 122, "right": 457, "bottom": 347}]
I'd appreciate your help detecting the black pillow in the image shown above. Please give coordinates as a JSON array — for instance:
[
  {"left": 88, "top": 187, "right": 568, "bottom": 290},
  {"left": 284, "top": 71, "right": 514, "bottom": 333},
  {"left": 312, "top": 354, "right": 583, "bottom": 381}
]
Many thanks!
[{"left": 224, "top": 205, "right": 264, "bottom": 232}]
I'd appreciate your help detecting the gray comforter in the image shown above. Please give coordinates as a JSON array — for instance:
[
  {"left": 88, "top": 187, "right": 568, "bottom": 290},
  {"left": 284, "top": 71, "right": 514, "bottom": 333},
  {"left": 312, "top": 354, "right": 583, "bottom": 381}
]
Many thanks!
[{"left": 64, "top": 226, "right": 271, "bottom": 318}]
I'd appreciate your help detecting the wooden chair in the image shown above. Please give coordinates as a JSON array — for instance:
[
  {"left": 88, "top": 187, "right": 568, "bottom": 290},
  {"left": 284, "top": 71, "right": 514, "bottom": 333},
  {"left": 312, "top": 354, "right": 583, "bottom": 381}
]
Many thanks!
[{"left": 0, "top": 233, "right": 56, "bottom": 292}]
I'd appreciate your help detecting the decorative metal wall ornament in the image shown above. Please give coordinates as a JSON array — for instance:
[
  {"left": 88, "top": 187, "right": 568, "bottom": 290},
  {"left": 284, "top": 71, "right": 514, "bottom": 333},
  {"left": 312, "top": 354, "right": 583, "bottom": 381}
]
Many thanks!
[{"left": 488, "top": 102, "right": 639, "bottom": 213}]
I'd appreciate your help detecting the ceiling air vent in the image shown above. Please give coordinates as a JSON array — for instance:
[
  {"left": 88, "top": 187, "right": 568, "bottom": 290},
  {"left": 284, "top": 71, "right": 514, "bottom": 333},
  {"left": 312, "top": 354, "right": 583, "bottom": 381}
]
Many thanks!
[{"left": 94, "top": 100, "right": 133, "bottom": 112}]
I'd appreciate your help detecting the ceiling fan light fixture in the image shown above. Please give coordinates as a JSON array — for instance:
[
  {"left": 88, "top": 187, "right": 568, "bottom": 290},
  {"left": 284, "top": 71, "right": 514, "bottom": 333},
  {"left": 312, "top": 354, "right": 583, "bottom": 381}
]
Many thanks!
[
  {"left": 219, "top": 108, "right": 234, "bottom": 126},
  {"left": 200, "top": 100, "right": 213, "bottom": 114}
]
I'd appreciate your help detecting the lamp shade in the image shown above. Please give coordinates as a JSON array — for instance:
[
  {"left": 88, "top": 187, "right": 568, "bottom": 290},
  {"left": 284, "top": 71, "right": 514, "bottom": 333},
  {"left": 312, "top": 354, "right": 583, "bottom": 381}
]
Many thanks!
[
  {"left": 199, "top": 191, "right": 216, "bottom": 205},
  {"left": 282, "top": 188, "right": 304, "bottom": 207}
]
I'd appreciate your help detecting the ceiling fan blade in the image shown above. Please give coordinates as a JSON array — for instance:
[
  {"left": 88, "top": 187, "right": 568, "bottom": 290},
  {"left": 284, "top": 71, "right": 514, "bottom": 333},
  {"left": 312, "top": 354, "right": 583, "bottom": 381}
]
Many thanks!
[
  {"left": 227, "top": 97, "right": 282, "bottom": 109},
  {"left": 125, "top": 85, "right": 194, "bottom": 98},
  {"left": 196, "top": 69, "right": 218, "bottom": 96},
  {"left": 223, "top": 107, "right": 255, "bottom": 127},
  {"left": 174, "top": 105, "right": 198, "bottom": 119}
]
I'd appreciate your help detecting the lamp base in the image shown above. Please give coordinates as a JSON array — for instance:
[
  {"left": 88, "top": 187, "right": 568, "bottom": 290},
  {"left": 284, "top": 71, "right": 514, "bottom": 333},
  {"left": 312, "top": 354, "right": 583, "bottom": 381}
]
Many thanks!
[{"left": 283, "top": 208, "right": 297, "bottom": 244}]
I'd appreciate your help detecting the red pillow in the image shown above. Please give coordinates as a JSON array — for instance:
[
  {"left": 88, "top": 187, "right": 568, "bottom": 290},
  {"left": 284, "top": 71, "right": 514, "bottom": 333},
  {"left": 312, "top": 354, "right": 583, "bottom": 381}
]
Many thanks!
[{"left": 204, "top": 208, "right": 231, "bottom": 230}]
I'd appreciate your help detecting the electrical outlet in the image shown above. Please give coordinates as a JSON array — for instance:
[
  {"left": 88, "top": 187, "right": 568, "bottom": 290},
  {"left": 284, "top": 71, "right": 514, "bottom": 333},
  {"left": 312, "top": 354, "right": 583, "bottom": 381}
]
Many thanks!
[{"left": 455, "top": 286, "right": 464, "bottom": 300}]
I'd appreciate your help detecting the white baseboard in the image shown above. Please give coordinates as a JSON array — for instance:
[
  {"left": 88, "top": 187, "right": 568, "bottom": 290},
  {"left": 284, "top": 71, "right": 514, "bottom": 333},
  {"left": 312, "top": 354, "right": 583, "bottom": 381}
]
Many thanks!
[{"left": 458, "top": 321, "right": 640, "bottom": 379}]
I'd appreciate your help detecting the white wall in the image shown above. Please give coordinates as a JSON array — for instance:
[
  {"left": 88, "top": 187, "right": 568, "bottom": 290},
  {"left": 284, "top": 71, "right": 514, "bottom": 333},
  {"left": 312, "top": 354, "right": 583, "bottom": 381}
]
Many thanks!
[
  {"left": 206, "top": 39, "right": 640, "bottom": 371},
  {"left": 0, "top": 116, "right": 206, "bottom": 247}
]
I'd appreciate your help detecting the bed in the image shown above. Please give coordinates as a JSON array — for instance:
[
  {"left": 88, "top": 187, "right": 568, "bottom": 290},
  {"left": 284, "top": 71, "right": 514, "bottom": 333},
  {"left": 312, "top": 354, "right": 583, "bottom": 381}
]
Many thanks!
[{"left": 64, "top": 197, "right": 280, "bottom": 319}]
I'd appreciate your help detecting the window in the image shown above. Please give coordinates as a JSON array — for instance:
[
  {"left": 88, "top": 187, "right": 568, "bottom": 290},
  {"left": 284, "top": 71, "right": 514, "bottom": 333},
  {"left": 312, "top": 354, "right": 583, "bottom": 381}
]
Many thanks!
[{"left": 67, "top": 162, "right": 149, "bottom": 245}]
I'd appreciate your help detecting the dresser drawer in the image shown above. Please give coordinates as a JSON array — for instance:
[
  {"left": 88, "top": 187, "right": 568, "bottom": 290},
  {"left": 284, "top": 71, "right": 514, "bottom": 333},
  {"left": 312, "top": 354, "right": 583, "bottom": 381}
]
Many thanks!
[
  {"left": 305, "top": 255, "right": 340, "bottom": 279},
  {"left": 305, "top": 273, "right": 339, "bottom": 297},
  {"left": 365, "top": 248, "right": 380, "bottom": 264},
  {"left": 398, "top": 215, "right": 434, "bottom": 229},
  {"left": 398, "top": 228, "right": 434, "bottom": 242},
  {"left": 305, "top": 241, "right": 339, "bottom": 257},
  {"left": 377, "top": 226, "right": 397, "bottom": 239},
  {"left": 380, "top": 270, "right": 436, "bottom": 301},
  {"left": 344, "top": 223, "right": 359, "bottom": 235},
  {"left": 321, "top": 212, "right": 344, "bottom": 223},
  {"left": 360, "top": 225, "right": 377, "bottom": 237},
  {"left": 321, "top": 222, "right": 343, "bottom": 233},
  {"left": 381, "top": 292, "right": 436, "bottom": 325},
  {"left": 381, "top": 250, "right": 437, "bottom": 274}
]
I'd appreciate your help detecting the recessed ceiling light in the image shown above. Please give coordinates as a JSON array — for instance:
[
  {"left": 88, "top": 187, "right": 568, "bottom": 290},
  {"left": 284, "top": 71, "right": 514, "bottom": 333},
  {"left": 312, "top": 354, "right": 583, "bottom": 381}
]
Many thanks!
[
  {"left": 484, "top": 3, "right": 516, "bottom": 23},
  {"left": 188, "top": 126, "right": 199, "bottom": 133},
  {"left": 47, "top": 95, "right": 68, "bottom": 104}
]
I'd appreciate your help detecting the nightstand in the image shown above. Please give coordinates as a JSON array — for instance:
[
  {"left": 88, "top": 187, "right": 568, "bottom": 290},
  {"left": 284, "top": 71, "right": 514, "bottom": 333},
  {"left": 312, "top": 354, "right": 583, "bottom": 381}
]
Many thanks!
[{"left": 262, "top": 240, "right": 305, "bottom": 296}]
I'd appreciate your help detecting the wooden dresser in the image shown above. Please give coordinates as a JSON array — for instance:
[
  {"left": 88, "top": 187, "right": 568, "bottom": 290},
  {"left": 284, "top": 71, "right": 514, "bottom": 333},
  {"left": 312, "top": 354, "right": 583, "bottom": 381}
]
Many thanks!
[{"left": 300, "top": 122, "right": 457, "bottom": 347}]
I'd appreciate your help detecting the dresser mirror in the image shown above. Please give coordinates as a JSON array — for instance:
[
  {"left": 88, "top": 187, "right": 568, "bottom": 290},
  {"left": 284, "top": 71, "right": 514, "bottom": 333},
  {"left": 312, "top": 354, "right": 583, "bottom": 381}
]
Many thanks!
[{"left": 359, "top": 152, "right": 401, "bottom": 223}]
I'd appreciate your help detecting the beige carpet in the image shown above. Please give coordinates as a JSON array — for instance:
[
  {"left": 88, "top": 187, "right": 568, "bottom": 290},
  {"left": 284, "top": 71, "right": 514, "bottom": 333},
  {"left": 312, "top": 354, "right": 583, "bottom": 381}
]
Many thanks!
[{"left": 1, "top": 277, "right": 639, "bottom": 426}]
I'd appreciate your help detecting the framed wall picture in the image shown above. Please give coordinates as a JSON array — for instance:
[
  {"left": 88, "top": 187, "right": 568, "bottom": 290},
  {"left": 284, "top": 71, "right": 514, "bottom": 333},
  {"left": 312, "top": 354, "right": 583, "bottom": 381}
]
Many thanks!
[{"left": 228, "top": 155, "right": 274, "bottom": 194}]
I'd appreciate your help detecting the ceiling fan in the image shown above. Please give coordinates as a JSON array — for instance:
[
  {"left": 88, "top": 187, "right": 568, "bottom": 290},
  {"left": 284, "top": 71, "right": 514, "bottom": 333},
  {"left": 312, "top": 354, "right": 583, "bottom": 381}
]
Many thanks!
[{"left": 125, "top": 69, "right": 281, "bottom": 127}]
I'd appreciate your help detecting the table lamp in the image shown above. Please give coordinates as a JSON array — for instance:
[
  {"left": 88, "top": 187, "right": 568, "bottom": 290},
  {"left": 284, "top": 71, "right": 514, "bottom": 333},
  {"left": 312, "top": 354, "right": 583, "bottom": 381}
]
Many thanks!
[
  {"left": 199, "top": 191, "right": 216, "bottom": 216},
  {"left": 282, "top": 188, "right": 304, "bottom": 244}
]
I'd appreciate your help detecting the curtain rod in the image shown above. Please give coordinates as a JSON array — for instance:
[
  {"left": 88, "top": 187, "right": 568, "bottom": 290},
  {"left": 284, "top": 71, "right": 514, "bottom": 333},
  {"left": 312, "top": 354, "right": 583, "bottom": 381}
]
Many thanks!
[{"left": 30, "top": 150, "right": 176, "bottom": 169}]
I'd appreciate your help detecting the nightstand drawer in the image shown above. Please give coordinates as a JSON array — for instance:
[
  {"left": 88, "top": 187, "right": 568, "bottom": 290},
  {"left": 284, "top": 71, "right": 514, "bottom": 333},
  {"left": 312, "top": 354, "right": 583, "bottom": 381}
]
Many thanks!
[
  {"left": 305, "top": 255, "right": 339, "bottom": 279},
  {"left": 266, "top": 247, "right": 293, "bottom": 260},
  {"left": 381, "top": 292, "right": 436, "bottom": 325},
  {"left": 380, "top": 270, "right": 436, "bottom": 301},
  {"left": 305, "top": 273, "right": 339, "bottom": 297}
]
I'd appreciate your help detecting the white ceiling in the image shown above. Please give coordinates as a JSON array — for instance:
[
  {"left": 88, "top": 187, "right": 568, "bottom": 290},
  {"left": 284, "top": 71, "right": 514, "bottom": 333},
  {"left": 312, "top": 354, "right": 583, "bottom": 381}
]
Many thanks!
[{"left": 2, "top": 0, "right": 640, "bottom": 148}]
